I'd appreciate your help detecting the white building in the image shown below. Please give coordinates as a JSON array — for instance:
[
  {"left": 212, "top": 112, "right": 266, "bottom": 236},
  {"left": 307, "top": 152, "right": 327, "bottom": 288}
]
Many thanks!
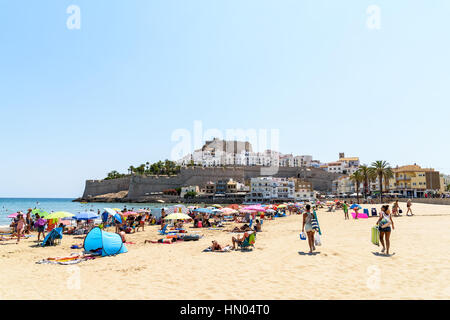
[
  {"left": 322, "top": 153, "right": 360, "bottom": 175},
  {"left": 245, "top": 177, "right": 295, "bottom": 203},
  {"left": 294, "top": 190, "right": 317, "bottom": 202},
  {"left": 180, "top": 185, "right": 200, "bottom": 197},
  {"left": 177, "top": 139, "right": 314, "bottom": 169}
]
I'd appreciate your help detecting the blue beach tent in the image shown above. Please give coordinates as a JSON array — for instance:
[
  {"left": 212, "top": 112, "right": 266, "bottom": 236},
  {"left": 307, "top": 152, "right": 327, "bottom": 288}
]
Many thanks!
[{"left": 83, "top": 227, "right": 127, "bottom": 256}]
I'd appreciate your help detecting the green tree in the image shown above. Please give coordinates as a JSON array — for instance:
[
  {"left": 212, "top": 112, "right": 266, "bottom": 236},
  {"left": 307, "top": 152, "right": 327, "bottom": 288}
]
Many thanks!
[
  {"left": 184, "top": 191, "right": 197, "bottom": 199},
  {"left": 369, "top": 161, "right": 393, "bottom": 203},
  {"left": 350, "top": 170, "right": 364, "bottom": 203},
  {"left": 358, "top": 165, "right": 371, "bottom": 198}
]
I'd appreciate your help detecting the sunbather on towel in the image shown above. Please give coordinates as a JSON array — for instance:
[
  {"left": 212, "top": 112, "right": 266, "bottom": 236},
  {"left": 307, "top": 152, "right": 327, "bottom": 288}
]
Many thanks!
[
  {"left": 144, "top": 238, "right": 173, "bottom": 244},
  {"left": 231, "top": 224, "right": 252, "bottom": 233},
  {"left": 210, "top": 240, "right": 226, "bottom": 251},
  {"left": 232, "top": 232, "right": 250, "bottom": 250}
]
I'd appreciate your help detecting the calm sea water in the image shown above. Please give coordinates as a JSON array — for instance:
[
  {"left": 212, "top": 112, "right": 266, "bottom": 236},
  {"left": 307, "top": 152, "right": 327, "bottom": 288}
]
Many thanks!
[{"left": 0, "top": 198, "right": 171, "bottom": 225}]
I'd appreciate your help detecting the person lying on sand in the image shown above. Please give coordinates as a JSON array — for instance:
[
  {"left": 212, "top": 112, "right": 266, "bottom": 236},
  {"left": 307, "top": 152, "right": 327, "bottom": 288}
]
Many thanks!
[
  {"left": 230, "top": 224, "right": 252, "bottom": 233},
  {"left": 210, "top": 240, "right": 225, "bottom": 251},
  {"left": 144, "top": 238, "right": 173, "bottom": 244}
]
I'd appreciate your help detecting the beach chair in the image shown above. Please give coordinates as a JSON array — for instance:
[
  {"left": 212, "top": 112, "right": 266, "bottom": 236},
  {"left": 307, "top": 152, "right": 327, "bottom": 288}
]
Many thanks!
[
  {"left": 249, "top": 219, "right": 253, "bottom": 228},
  {"left": 42, "top": 227, "right": 63, "bottom": 247},
  {"left": 371, "top": 208, "right": 378, "bottom": 217},
  {"left": 238, "top": 233, "right": 256, "bottom": 251},
  {"left": 158, "top": 224, "right": 176, "bottom": 235},
  {"left": 363, "top": 208, "right": 369, "bottom": 215}
]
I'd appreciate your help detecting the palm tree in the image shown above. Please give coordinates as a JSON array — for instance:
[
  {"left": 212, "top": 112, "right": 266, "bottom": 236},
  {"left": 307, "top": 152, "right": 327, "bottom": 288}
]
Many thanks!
[
  {"left": 350, "top": 171, "right": 364, "bottom": 203},
  {"left": 358, "top": 165, "right": 371, "bottom": 198},
  {"left": 370, "top": 161, "right": 393, "bottom": 203}
]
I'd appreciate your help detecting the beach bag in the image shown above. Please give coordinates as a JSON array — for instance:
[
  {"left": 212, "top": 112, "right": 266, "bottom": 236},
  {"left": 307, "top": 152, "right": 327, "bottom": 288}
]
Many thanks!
[
  {"left": 371, "top": 226, "right": 380, "bottom": 246},
  {"left": 299, "top": 232, "right": 307, "bottom": 240},
  {"left": 314, "top": 233, "right": 322, "bottom": 246}
]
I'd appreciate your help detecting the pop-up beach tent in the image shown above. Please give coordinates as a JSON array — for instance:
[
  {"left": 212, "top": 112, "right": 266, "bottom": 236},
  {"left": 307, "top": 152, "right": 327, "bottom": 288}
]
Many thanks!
[{"left": 83, "top": 227, "right": 127, "bottom": 256}]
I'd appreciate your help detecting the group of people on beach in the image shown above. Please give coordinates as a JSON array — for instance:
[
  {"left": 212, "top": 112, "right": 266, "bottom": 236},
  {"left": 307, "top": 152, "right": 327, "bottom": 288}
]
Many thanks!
[{"left": 9, "top": 209, "right": 47, "bottom": 243}]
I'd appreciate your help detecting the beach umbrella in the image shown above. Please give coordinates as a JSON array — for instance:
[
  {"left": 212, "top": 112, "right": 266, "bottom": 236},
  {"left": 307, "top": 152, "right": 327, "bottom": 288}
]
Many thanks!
[
  {"left": 122, "top": 211, "right": 138, "bottom": 216},
  {"left": 73, "top": 212, "right": 99, "bottom": 220},
  {"left": 45, "top": 211, "right": 74, "bottom": 220},
  {"left": 193, "top": 208, "right": 213, "bottom": 214},
  {"left": 167, "top": 205, "right": 189, "bottom": 214},
  {"left": 211, "top": 208, "right": 223, "bottom": 215},
  {"left": 164, "top": 213, "right": 192, "bottom": 220},
  {"left": 31, "top": 209, "right": 49, "bottom": 217},
  {"left": 211, "top": 204, "right": 222, "bottom": 208},
  {"left": 277, "top": 204, "right": 287, "bottom": 209},
  {"left": 104, "top": 208, "right": 122, "bottom": 223},
  {"left": 242, "top": 205, "right": 266, "bottom": 211},
  {"left": 239, "top": 209, "right": 254, "bottom": 214},
  {"left": 221, "top": 208, "right": 237, "bottom": 215},
  {"left": 227, "top": 204, "right": 240, "bottom": 210},
  {"left": 7, "top": 212, "right": 23, "bottom": 219},
  {"left": 265, "top": 209, "right": 276, "bottom": 213}
]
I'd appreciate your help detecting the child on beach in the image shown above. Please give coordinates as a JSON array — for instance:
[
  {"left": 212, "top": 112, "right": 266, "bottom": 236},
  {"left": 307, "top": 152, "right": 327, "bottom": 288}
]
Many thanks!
[
  {"left": 302, "top": 204, "right": 316, "bottom": 253},
  {"left": 16, "top": 214, "right": 25, "bottom": 244},
  {"left": 342, "top": 201, "right": 349, "bottom": 220}
]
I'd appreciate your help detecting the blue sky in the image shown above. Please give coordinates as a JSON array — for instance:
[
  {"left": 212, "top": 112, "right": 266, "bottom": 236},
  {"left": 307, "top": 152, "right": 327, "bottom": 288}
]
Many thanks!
[{"left": 1, "top": 0, "right": 449, "bottom": 197}]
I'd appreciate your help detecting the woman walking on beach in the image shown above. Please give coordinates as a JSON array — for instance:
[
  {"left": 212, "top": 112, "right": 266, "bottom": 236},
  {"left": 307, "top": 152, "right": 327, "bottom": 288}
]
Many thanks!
[
  {"left": 377, "top": 205, "right": 395, "bottom": 255},
  {"left": 302, "top": 204, "right": 316, "bottom": 253},
  {"left": 406, "top": 199, "right": 414, "bottom": 216}
]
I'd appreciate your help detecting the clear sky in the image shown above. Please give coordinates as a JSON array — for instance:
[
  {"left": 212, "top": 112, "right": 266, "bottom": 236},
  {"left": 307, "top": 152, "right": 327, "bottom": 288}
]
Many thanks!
[{"left": 1, "top": 0, "right": 449, "bottom": 197}]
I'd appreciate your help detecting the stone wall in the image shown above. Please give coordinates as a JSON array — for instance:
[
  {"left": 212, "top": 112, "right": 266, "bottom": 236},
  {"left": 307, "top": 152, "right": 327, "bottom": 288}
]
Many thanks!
[
  {"left": 82, "top": 177, "right": 131, "bottom": 199},
  {"left": 80, "top": 166, "right": 341, "bottom": 201}
]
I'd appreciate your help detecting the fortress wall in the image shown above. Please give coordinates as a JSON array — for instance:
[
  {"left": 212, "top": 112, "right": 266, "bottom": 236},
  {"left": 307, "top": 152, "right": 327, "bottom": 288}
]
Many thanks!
[
  {"left": 82, "top": 177, "right": 131, "bottom": 198},
  {"left": 81, "top": 166, "right": 341, "bottom": 200},
  {"left": 127, "top": 167, "right": 245, "bottom": 198}
]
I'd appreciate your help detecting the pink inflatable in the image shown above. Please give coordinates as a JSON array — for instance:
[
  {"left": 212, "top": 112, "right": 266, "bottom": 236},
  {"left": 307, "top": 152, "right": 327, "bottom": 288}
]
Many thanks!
[{"left": 351, "top": 212, "right": 368, "bottom": 219}]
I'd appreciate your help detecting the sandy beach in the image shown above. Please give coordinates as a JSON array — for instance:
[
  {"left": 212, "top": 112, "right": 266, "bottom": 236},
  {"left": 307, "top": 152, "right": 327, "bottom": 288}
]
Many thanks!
[{"left": 1, "top": 202, "right": 449, "bottom": 300}]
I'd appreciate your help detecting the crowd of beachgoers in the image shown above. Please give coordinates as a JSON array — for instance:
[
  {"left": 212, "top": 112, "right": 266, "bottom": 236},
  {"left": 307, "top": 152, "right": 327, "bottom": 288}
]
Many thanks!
[{"left": 2, "top": 198, "right": 415, "bottom": 257}]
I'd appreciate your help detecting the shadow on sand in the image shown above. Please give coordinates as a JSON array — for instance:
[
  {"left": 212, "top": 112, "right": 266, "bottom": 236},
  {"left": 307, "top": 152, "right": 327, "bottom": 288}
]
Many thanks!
[
  {"left": 298, "top": 251, "right": 321, "bottom": 256},
  {"left": 372, "top": 251, "right": 395, "bottom": 257}
]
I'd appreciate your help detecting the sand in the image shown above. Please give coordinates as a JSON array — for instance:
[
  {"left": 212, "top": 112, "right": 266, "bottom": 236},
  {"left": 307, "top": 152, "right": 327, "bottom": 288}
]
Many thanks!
[{"left": 1, "top": 202, "right": 449, "bottom": 300}]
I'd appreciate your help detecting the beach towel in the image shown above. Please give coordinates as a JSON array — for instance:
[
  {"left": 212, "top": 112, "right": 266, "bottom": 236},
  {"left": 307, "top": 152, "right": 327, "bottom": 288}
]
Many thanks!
[
  {"left": 203, "top": 245, "right": 232, "bottom": 253},
  {"left": 311, "top": 211, "right": 322, "bottom": 235}
]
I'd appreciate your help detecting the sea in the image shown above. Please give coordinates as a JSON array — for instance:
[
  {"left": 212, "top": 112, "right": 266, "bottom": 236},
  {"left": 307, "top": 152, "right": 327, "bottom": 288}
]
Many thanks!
[{"left": 0, "top": 198, "right": 171, "bottom": 225}]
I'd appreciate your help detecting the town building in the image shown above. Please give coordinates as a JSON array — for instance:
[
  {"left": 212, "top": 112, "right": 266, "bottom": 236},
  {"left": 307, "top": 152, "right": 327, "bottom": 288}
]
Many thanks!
[
  {"left": 177, "top": 138, "right": 315, "bottom": 169},
  {"left": 180, "top": 185, "right": 200, "bottom": 197},
  {"left": 388, "top": 164, "right": 442, "bottom": 198}
]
